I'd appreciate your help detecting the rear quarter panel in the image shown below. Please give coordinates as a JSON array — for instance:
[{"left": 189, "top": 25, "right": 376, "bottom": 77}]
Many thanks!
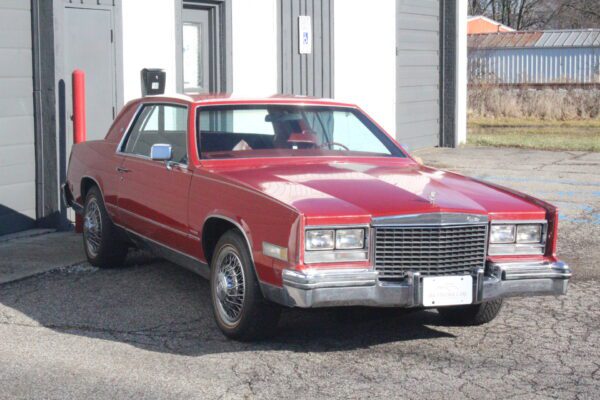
[
  {"left": 67, "top": 141, "right": 123, "bottom": 219},
  {"left": 66, "top": 100, "right": 140, "bottom": 218}
]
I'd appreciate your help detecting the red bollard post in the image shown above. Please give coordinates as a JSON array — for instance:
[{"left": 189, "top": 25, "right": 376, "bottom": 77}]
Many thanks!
[{"left": 72, "top": 70, "right": 86, "bottom": 233}]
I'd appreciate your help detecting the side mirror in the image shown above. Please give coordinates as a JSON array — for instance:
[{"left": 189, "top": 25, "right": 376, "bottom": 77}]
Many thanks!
[{"left": 150, "top": 144, "right": 172, "bottom": 161}]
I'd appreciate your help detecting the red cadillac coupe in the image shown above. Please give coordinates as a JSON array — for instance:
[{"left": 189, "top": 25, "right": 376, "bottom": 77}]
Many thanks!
[{"left": 63, "top": 95, "right": 571, "bottom": 340}]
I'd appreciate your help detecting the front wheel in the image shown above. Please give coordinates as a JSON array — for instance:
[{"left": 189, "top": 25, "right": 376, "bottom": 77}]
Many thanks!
[
  {"left": 210, "top": 230, "right": 281, "bottom": 341},
  {"left": 437, "top": 299, "right": 503, "bottom": 326}
]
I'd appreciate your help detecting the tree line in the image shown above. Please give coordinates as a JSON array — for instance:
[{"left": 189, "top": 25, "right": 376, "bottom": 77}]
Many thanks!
[{"left": 469, "top": 0, "right": 600, "bottom": 30}]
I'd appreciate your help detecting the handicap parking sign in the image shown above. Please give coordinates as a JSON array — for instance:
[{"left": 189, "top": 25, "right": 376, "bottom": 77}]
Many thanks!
[{"left": 298, "top": 16, "right": 312, "bottom": 54}]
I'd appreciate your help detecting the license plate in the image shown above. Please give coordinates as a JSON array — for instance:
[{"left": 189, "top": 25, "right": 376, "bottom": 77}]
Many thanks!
[{"left": 422, "top": 275, "right": 473, "bottom": 307}]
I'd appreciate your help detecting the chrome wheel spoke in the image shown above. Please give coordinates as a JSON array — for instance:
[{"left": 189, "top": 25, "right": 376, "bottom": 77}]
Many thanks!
[
  {"left": 83, "top": 198, "right": 103, "bottom": 258},
  {"left": 214, "top": 246, "right": 246, "bottom": 325}
]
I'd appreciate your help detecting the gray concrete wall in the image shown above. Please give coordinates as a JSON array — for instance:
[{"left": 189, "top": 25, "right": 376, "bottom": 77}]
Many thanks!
[
  {"left": 395, "top": 0, "right": 441, "bottom": 150},
  {"left": 0, "top": 0, "right": 36, "bottom": 235},
  {"left": 278, "top": 0, "right": 334, "bottom": 98}
]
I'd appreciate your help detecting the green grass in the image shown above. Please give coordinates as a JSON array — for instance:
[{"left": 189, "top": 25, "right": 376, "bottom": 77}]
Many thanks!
[{"left": 468, "top": 117, "right": 600, "bottom": 152}]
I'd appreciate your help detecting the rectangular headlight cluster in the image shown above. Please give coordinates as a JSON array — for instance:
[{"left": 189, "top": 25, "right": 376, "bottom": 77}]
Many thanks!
[
  {"left": 489, "top": 222, "right": 546, "bottom": 255},
  {"left": 305, "top": 228, "right": 368, "bottom": 263}
]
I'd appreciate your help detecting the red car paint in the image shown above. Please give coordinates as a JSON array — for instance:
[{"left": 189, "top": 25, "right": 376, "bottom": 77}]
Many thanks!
[{"left": 66, "top": 95, "right": 559, "bottom": 287}]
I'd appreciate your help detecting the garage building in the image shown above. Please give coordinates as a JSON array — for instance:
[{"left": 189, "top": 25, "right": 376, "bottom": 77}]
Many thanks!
[{"left": 0, "top": 0, "right": 467, "bottom": 236}]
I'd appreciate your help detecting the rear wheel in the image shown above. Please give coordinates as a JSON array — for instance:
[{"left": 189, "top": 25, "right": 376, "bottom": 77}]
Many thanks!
[
  {"left": 437, "top": 299, "right": 503, "bottom": 326},
  {"left": 83, "top": 186, "right": 128, "bottom": 268},
  {"left": 210, "top": 230, "right": 280, "bottom": 341}
]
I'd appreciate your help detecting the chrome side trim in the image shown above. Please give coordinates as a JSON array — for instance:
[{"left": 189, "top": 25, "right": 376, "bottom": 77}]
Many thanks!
[
  {"left": 115, "top": 223, "right": 210, "bottom": 279},
  {"left": 115, "top": 103, "right": 144, "bottom": 154},
  {"left": 372, "top": 213, "right": 489, "bottom": 226},
  {"left": 119, "top": 208, "right": 195, "bottom": 240}
]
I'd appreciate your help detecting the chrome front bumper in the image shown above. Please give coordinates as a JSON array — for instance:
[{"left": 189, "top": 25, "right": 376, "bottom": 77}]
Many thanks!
[{"left": 276, "top": 261, "right": 571, "bottom": 308}]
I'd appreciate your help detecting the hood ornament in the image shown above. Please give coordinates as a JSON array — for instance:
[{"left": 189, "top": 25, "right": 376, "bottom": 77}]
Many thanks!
[{"left": 428, "top": 191, "right": 437, "bottom": 205}]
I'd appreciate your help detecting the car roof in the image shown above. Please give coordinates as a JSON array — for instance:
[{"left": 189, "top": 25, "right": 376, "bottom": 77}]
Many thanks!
[{"left": 141, "top": 93, "right": 359, "bottom": 108}]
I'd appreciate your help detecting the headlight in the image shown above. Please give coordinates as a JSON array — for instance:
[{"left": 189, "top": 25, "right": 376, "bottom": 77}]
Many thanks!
[
  {"left": 305, "top": 230, "right": 335, "bottom": 251},
  {"left": 335, "top": 229, "right": 365, "bottom": 249},
  {"left": 304, "top": 227, "right": 368, "bottom": 263},
  {"left": 516, "top": 224, "right": 542, "bottom": 243},
  {"left": 488, "top": 221, "right": 547, "bottom": 256},
  {"left": 490, "top": 225, "right": 516, "bottom": 244}
]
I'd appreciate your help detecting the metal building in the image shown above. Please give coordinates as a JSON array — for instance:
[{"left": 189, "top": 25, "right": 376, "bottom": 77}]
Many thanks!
[
  {"left": 468, "top": 30, "right": 600, "bottom": 85},
  {"left": 0, "top": 0, "right": 467, "bottom": 236}
]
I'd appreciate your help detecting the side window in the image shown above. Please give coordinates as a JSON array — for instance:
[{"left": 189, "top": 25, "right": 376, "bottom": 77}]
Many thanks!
[{"left": 122, "top": 104, "right": 188, "bottom": 164}]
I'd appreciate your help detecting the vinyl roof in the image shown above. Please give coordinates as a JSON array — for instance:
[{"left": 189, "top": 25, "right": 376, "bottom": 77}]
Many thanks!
[{"left": 468, "top": 30, "right": 600, "bottom": 49}]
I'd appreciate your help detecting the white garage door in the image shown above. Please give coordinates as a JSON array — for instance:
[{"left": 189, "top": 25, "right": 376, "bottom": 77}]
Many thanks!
[
  {"left": 0, "top": 0, "right": 36, "bottom": 235},
  {"left": 396, "top": 0, "right": 440, "bottom": 150}
]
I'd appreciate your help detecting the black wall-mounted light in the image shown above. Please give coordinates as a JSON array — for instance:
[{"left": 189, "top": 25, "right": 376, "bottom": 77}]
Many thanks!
[{"left": 140, "top": 68, "right": 166, "bottom": 96}]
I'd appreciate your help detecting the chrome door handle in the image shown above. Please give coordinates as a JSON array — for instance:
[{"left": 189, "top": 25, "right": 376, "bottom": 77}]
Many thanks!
[{"left": 116, "top": 167, "right": 131, "bottom": 173}]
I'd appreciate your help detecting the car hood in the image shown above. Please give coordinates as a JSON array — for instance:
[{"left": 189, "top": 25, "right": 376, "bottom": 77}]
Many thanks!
[{"left": 209, "top": 159, "right": 546, "bottom": 221}]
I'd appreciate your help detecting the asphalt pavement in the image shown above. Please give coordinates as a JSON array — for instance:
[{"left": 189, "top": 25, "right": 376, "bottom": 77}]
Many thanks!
[{"left": 0, "top": 146, "right": 598, "bottom": 399}]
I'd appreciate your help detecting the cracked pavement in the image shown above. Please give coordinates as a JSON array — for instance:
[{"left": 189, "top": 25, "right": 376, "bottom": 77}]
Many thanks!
[{"left": 1, "top": 147, "right": 599, "bottom": 399}]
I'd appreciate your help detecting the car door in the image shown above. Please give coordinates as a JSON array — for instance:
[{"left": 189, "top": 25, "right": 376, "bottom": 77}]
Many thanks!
[{"left": 116, "top": 103, "right": 194, "bottom": 254}]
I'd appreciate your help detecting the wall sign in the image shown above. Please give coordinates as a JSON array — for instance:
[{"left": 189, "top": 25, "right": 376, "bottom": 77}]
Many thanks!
[{"left": 298, "top": 15, "right": 312, "bottom": 54}]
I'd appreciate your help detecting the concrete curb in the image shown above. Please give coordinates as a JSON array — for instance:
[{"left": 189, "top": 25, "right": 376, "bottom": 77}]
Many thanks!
[{"left": 0, "top": 232, "right": 86, "bottom": 284}]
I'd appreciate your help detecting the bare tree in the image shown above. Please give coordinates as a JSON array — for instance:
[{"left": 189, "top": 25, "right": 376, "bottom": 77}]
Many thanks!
[
  {"left": 548, "top": 0, "right": 600, "bottom": 28},
  {"left": 469, "top": 0, "right": 600, "bottom": 30},
  {"left": 468, "top": 0, "right": 569, "bottom": 30}
]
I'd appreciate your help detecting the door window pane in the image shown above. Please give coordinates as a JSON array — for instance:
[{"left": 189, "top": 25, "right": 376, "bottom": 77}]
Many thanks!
[
  {"left": 123, "top": 105, "right": 189, "bottom": 164},
  {"left": 164, "top": 105, "right": 188, "bottom": 131},
  {"left": 183, "top": 23, "right": 203, "bottom": 92}
]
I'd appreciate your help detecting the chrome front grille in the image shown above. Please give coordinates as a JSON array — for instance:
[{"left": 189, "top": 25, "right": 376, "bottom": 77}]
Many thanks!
[{"left": 374, "top": 224, "right": 488, "bottom": 281}]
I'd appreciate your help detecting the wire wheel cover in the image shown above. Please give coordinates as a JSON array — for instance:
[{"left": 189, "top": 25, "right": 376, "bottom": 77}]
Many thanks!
[
  {"left": 84, "top": 198, "right": 102, "bottom": 257},
  {"left": 214, "top": 247, "right": 246, "bottom": 325}
]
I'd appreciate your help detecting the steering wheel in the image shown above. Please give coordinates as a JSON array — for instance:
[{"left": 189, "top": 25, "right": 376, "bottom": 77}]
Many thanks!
[{"left": 319, "top": 142, "right": 350, "bottom": 151}]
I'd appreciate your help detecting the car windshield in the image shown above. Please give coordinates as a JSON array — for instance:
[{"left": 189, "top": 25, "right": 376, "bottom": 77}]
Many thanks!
[{"left": 197, "top": 105, "right": 405, "bottom": 159}]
